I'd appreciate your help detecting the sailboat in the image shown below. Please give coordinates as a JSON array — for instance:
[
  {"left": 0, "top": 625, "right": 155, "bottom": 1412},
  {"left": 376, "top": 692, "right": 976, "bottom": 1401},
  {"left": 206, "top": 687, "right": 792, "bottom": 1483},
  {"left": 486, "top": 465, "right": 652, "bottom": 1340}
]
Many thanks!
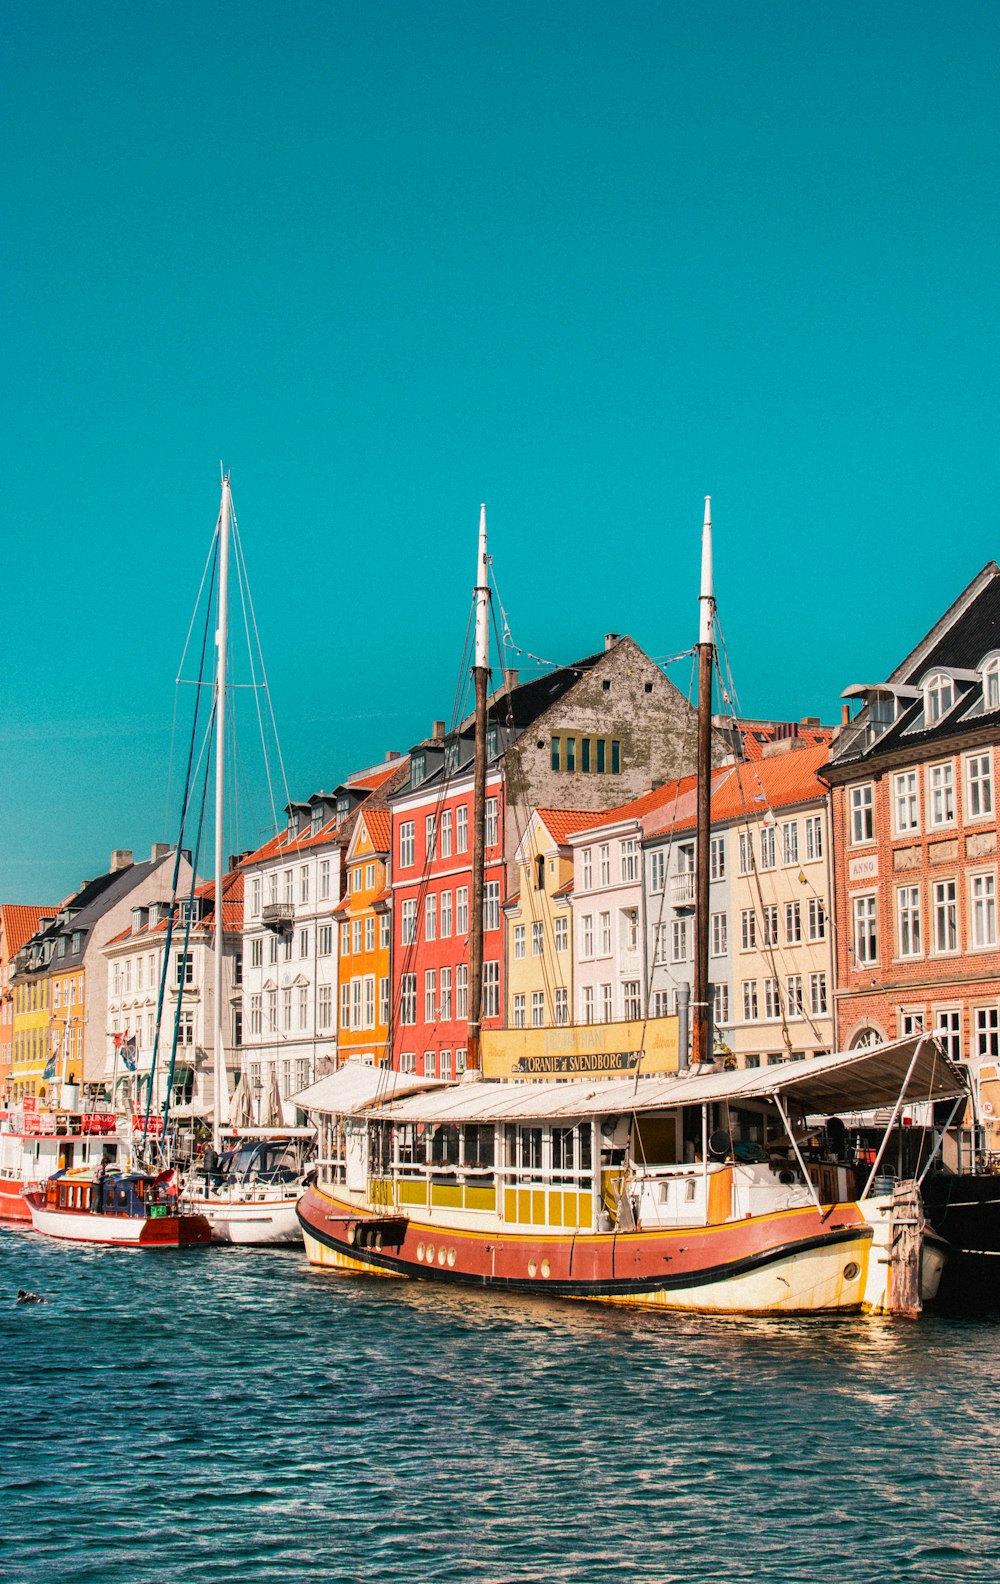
[
  {"left": 296, "top": 501, "right": 963, "bottom": 1316},
  {"left": 176, "top": 474, "right": 314, "bottom": 1244}
]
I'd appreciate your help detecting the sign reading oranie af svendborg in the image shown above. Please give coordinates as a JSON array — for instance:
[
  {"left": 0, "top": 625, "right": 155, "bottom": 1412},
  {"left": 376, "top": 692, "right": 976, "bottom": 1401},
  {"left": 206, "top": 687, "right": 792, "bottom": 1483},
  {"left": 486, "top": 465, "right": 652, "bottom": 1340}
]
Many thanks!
[{"left": 481, "top": 1016, "right": 680, "bottom": 1081}]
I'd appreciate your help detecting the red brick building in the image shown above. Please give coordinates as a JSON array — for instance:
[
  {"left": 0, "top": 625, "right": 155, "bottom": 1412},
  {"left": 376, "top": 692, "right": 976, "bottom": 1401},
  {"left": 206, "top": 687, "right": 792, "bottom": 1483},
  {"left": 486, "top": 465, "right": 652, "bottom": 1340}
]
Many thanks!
[{"left": 824, "top": 562, "right": 1000, "bottom": 1146}]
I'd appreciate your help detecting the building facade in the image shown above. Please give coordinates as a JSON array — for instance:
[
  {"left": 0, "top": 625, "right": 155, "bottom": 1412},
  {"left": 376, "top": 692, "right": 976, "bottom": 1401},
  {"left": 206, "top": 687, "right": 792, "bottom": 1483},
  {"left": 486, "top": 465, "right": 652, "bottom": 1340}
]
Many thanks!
[
  {"left": 9, "top": 846, "right": 184, "bottom": 1101},
  {"left": 103, "top": 868, "right": 243, "bottom": 1116},
  {"left": 824, "top": 561, "right": 1000, "bottom": 1144},
  {"left": 503, "top": 809, "right": 584, "bottom": 1032},
  {"left": 334, "top": 807, "right": 393, "bottom": 1066}
]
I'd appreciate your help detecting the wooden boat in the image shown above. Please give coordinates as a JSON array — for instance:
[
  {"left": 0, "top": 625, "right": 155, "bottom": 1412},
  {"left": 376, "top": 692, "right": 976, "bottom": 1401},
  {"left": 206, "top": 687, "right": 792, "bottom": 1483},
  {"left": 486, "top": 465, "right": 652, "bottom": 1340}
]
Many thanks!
[
  {"left": 24, "top": 1167, "right": 211, "bottom": 1246},
  {"left": 297, "top": 1037, "right": 959, "bottom": 1316},
  {"left": 298, "top": 499, "right": 962, "bottom": 1317}
]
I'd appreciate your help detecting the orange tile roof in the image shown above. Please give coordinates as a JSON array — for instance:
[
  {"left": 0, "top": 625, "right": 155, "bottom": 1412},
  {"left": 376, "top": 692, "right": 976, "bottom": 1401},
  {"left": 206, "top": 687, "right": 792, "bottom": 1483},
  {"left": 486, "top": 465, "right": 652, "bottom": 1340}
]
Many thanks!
[
  {"left": 1, "top": 904, "right": 58, "bottom": 957},
  {"left": 239, "top": 815, "right": 342, "bottom": 867},
  {"left": 534, "top": 808, "right": 620, "bottom": 845},
  {"left": 709, "top": 744, "right": 830, "bottom": 823},
  {"left": 734, "top": 721, "right": 835, "bottom": 761},
  {"left": 347, "top": 760, "right": 405, "bottom": 793},
  {"left": 105, "top": 870, "right": 244, "bottom": 943},
  {"left": 361, "top": 809, "right": 391, "bottom": 853}
]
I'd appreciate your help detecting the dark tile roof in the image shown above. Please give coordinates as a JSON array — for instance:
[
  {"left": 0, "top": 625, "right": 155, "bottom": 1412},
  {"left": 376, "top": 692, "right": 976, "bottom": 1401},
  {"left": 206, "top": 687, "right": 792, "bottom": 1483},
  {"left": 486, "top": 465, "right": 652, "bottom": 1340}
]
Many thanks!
[{"left": 830, "top": 564, "right": 1000, "bottom": 769}]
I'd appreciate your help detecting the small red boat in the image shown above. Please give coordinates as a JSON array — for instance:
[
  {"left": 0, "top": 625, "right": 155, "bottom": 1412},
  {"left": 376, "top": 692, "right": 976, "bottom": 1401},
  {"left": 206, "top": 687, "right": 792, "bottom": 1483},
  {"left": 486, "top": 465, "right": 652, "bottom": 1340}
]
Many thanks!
[{"left": 24, "top": 1168, "right": 211, "bottom": 1247}]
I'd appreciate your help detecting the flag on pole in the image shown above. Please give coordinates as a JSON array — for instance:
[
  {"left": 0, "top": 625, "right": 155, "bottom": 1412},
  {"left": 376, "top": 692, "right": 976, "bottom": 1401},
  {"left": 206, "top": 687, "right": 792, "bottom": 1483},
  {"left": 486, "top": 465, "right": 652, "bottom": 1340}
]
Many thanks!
[{"left": 121, "top": 1034, "right": 138, "bottom": 1072}]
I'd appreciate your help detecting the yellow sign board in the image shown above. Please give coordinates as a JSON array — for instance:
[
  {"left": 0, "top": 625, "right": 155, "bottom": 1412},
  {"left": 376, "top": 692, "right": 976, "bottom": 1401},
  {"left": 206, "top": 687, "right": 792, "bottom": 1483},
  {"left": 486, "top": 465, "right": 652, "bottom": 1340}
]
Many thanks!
[{"left": 481, "top": 1017, "right": 679, "bottom": 1081}]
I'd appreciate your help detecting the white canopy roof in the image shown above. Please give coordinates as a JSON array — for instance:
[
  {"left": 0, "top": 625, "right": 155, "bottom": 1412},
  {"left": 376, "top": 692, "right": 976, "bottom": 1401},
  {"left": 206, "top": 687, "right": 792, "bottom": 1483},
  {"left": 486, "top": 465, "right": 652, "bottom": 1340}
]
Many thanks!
[
  {"left": 343, "top": 1036, "right": 967, "bottom": 1126},
  {"left": 291, "top": 1062, "right": 445, "bottom": 1114}
]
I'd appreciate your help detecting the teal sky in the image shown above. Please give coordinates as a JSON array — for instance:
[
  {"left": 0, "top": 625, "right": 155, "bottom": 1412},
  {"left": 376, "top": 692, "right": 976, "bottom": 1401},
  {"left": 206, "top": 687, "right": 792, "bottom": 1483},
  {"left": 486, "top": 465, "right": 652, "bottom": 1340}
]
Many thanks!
[{"left": 2, "top": 1, "right": 999, "bottom": 900}]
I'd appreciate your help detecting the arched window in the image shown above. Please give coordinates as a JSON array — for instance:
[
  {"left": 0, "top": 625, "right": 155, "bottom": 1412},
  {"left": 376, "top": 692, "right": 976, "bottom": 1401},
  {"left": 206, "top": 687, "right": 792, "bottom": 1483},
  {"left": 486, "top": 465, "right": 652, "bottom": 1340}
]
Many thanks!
[
  {"left": 849, "top": 1026, "right": 884, "bottom": 1050},
  {"left": 981, "top": 655, "right": 1000, "bottom": 712},
  {"left": 924, "top": 673, "right": 954, "bottom": 724}
]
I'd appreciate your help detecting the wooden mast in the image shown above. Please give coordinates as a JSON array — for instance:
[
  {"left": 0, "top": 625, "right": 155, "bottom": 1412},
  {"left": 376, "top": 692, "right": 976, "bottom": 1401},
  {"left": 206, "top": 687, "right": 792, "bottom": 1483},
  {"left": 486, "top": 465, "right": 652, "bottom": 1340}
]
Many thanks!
[
  {"left": 691, "top": 496, "right": 714, "bottom": 1067},
  {"left": 212, "top": 470, "right": 232, "bottom": 1151},
  {"left": 465, "top": 504, "right": 489, "bottom": 1077}
]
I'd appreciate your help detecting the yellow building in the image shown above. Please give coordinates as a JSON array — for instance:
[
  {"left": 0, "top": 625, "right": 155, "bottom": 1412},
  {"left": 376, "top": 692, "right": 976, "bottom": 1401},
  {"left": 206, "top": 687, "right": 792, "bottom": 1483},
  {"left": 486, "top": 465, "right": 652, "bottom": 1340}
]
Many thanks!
[
  {"left": 503, "top": 809, "right": 596, "bottom": 1032},
  {"left": 335, "top": 808, "right": 393, "bottom": 1065},
  {"left": 11, "top": 970, "right": 53, "bottom": 1101}
]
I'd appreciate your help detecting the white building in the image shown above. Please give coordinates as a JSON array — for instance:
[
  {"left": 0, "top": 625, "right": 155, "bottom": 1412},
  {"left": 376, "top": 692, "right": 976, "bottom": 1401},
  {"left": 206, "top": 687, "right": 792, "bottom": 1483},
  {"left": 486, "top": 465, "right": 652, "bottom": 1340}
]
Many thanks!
[
  {"left": 103, "top": 866, "right": 242, "bottom": 1115},
  {"left": 239, "top": 758, "right": 406, "bottom": 1119}
]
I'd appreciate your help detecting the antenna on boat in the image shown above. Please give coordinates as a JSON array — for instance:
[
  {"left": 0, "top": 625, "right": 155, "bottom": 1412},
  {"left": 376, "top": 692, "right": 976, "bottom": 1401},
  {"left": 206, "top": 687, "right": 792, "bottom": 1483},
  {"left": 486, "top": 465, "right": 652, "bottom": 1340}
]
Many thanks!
[
  {"left": 213, "top": 470, "right": 233, "bottom": 1149},
  {"left": 691, "top": 495, "right": 715, "bottom": 1068},
  {"left": 465, "top": 503, "right": 490, "bottom": 1080}
]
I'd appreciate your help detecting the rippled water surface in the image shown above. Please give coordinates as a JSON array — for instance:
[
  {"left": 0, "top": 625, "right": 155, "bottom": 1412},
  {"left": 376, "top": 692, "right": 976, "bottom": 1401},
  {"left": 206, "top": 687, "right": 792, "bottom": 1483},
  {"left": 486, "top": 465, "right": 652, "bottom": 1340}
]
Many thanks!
[{"left": 2, "top": 1227, "right": 997, "bottom": 1584}]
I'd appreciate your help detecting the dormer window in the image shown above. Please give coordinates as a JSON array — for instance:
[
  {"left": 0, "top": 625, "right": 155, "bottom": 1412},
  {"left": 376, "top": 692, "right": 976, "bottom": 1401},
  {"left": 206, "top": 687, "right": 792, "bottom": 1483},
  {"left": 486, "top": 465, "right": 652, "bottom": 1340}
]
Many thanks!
[
  {"left": 411, "top": 752, "right": 426, "bottom": 788},
  {"left": 982, "top": 655, "right": 1000, "bottom": 711},
  {"left": 310, "top": 805, "right": 323, "bottom": 836},
  {"left": 925, "top": 673, "right": 954, "bottom": 724},
  {"left": 445, "top": 741, "right": 459, "bottom": 774},
  {"left": 336, "top": 793, "right": 350, "bottom": 821},
  {"left": 486, "top": 724, "right": 499, "bottom": 759}
]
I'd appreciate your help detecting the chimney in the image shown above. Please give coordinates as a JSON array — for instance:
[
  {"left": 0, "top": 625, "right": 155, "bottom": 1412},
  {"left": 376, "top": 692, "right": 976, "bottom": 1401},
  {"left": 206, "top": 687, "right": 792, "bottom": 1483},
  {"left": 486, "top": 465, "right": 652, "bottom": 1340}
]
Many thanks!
[
  {"left": 384, "top": 750, "right": 401, "bottom": 762},
  {"left": 842, "top": 703, "right": 851, "bottom": 726},
  {"left": 503, "top": 668, "right": 519, "bottom": 691},
  {"left": 150, "top": 842, "right": 171, "bottom": 862},
  {"left": 604, "top": 632, "right": 620, "bottom": 651},
  {"left": 228, "top": 851, "right": 250, "bottom": 872},
  {"left": 432, "top": 720, "right": 446, "bottom": 741},
  {"left": 799, "top": 716, "right": 820, "bottom": 728},
  {"left": 110, "top": 849, "right": 133, "bottom": 873}
]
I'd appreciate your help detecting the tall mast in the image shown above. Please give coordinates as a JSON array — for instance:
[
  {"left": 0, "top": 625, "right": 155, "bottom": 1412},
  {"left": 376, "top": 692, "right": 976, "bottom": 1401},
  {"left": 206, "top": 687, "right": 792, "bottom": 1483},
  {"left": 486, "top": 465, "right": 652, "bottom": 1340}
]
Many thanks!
[
  {"left": 212, "top": 470, "right": 232, "bottom": 1150},
  {"left": 466, "top": 503, "right": 489, "bottom": 1077},
  {"left": 691, "top": 495, "right": 714, "bottom": 1067}
]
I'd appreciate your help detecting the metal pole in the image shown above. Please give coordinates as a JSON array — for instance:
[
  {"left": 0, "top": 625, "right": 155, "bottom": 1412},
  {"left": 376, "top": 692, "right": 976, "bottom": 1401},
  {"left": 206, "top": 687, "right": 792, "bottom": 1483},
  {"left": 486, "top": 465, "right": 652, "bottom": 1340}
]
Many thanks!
[
  {"left": 212, "top": 471, "right": 232, "bottom": 1152},
  {"left": 860, "top": 1036, "right": 926, "bottom": 1200},
  {"left": 466, "top": 505, "right": 489, "bottom": 1078}
]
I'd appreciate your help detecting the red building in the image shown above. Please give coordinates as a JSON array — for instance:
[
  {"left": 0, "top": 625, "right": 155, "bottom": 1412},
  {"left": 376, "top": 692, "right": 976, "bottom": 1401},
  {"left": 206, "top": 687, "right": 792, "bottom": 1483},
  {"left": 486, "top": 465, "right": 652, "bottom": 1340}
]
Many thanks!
[
  {"left": 386, "top": 637, "right": 708, "bottom": 1075},
  {"left": 389, "top": 762, "right": 505, "bottom": 1078},
  {"left": 824, "top": 561, "right": 1000, "bottom": 1148}
]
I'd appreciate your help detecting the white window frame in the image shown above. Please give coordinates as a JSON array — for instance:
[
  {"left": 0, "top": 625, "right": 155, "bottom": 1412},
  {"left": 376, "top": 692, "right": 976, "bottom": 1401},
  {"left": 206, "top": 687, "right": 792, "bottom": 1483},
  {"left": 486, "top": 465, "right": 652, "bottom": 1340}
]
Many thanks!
[
  {"left": 896, "top": 884, "right": 922, "bottom": 959},
  {"left": 970, "top": 871, "right": 997, "bottom": 950},
  {"left": 965, "top": 752, "right": 993, "bottom": 822},
  {"left": 932, "top": 878, "right": 959, "bottom": 955},
  {"left": 927, "top": 761, "right": 955, "bottom": 828},
  {"left": 892, "top": 770, "right": 920, "bottom": 836},
  {"left": 849, "top": 784, "right": 874, "bottom": 846}
]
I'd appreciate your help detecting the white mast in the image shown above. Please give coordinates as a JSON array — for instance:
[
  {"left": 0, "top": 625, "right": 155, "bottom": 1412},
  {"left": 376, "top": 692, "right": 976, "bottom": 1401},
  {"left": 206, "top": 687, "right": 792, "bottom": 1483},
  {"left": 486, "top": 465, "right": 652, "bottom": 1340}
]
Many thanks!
[
  {"left": 474, "top": 502, "right": 489, "bottom": 669},
  {"left": 212, "top": 470, "right": 232, "bottom": 1151}
]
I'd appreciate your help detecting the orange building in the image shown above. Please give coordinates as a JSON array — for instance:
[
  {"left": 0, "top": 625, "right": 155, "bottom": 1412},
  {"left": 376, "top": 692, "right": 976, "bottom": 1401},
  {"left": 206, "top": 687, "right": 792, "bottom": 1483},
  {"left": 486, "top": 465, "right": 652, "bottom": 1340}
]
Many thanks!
[
  {"left": 1, "top": 904, "right": 57, "bottom": 1102},
  {"left": 334, "top": 808, "right": 393, "bottom": 1066}
]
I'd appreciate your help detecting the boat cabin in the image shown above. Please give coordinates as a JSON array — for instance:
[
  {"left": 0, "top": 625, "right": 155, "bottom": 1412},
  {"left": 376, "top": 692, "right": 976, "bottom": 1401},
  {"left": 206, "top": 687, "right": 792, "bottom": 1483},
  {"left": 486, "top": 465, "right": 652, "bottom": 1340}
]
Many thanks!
[
  {"left": 307, "top": 1039, "right": 967, "bottom": 1235},
  {"left": 45, "top": 1171, "right": 177, "bottom": 1218},
  {"left": 218, "top": 1135, "right": 311, "bottom": 1187}
]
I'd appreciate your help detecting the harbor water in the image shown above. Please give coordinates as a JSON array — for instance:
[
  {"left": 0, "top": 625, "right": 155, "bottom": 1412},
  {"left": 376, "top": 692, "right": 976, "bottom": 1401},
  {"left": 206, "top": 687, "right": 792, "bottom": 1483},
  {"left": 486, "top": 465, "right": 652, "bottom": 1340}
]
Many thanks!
[{"left": 2, "top": 1227, "right": 997, "bottom": 1584}]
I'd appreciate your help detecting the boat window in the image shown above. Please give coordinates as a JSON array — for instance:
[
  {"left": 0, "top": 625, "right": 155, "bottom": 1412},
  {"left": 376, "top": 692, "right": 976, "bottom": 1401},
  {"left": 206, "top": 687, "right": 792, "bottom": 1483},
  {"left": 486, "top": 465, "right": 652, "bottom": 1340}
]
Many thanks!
[
  {"left": 517, "top": 1126, "right": 543, "bottom": 1174},
  {"left": 394, "top": 1124, "right": 418, "bottom": 1166},
  {"left": 463, "top": 1125, "right": 494, "bottom": 1170},
  {"left": 552, "top": 1126, "right": 575, "bottom": 1180},
  {"left": 429, "top": 1124, "right": 460, "bottom": 1167}
]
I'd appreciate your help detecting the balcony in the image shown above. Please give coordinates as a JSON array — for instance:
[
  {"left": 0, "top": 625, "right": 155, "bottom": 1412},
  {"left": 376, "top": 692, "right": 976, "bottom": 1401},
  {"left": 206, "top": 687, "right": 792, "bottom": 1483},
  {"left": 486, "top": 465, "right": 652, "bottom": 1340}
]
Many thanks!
[
  {"left": 670, "top": 873, "right": 696, "bottom": 908},
  {"left": 261, "top": 902, "right": 295, "bottom": 933}
]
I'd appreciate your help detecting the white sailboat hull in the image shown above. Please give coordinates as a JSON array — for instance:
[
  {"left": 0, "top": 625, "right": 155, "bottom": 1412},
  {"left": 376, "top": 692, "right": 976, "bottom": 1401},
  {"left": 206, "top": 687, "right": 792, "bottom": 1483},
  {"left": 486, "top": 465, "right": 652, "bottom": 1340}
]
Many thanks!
[{"left": 182, "top": 1192, "right": 302, "bottom": 1245}]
